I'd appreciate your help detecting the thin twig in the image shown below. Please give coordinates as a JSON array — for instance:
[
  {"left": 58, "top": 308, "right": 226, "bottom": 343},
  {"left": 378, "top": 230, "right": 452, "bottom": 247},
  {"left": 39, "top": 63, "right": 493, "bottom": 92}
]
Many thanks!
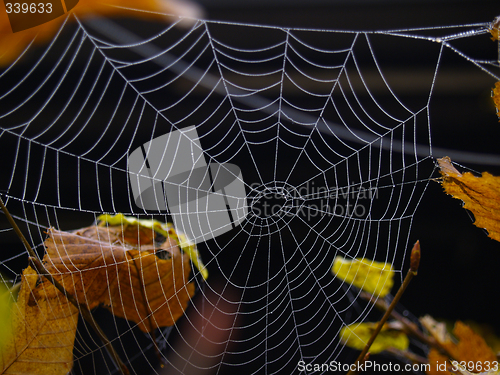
[
  {"left": 346, "top": 241, "right": 421, "bottom": 375},
  {"left": 0, "top": 198, "right": 38, "bottom": 260},
  {"left": 360, "top": 293, "right": 429, "bottom": 342},
  {"left": 360, "top": 291, "right": 457, "bottom": 360},
  {"left": 0, "top": 196, "right": 130, "bottom": 375}
]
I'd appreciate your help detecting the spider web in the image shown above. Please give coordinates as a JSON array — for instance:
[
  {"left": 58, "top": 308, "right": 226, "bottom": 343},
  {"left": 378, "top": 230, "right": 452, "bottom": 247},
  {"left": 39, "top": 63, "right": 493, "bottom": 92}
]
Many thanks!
[{"left": 1, "top": 11, "right": 499, "bottom": 375}]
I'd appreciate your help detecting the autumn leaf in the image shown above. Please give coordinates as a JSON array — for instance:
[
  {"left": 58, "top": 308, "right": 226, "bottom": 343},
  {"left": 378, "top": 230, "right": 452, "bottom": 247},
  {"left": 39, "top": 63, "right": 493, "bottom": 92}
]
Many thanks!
[
  {"left": 332, "top": 256, "right": 394, "bottom": 298},
  {"left": 340, "top": 321, "right": 409, "bottom": 354},
  {"left": 0, "top": 280, "right": 13, "bottom": 351},
  {"left": 33, "top": 227, "right": 128, "bottom": 309},
  {"left": 490, "top": 16, "right": 500, "bottom": 41},
  {"left": 98, "top": 213, "right": 208, "bottom": 280},
  {"left": 0, "top": 266, "right": 78, "bottom": 375},
  {"left": 420, "top": 315, "right": 453, "bottom": 348},
  {"left": 421, "top": 316, "right": 497, "bottom": 375},
  {"left": 438, "top": 156, "right": 500, "bottom": 243},
  {"left": 110, "top": 244, "right": 194, "bottom": 332},
  {"left": 464, "top": 321, "right": 500, "bottom": 355},
  {"left": 34, "top": 227, "right": 195, "bottom": 332},
  {"left": 492, "top": 82, "right": 500, "bottom": 121},
  {"left": 453, "top": 367, "right": 500, "bottom": 375},
  {"left": 0, "top": 2, "right": 62, "bottom": 66},
  {"left": 445, "top": 321, "right": 496, "bottom": 366},
  {"left": 0, "top": 0, "right": 203, "bottom": 66}
]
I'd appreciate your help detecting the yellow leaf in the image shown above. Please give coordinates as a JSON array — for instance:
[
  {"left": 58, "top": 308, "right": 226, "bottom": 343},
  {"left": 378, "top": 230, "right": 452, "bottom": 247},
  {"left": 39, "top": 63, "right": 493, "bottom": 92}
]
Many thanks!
[
  {"left": 0, "top": 0, "right": 203, "bottom": 66},
  {"left": 438, "top": 156, "right": 500, "bottom": 243},
  {"left": 340, "top": 322, "right": 409, "bottom": 354},
  {"left": 166, "top": 229, "right": 209, "bottom": 281},
  {"left": 332, "top": 256, "right": 394, "bottom": 298},
  {"left": 0, "top": 280, "right": 13, "bottom": 351},
  {"left": 98, "top": 213, "right": 208, "bottom": 280},
  {"left": 0, "top": 266, "right": 78, "bottom": 375}
]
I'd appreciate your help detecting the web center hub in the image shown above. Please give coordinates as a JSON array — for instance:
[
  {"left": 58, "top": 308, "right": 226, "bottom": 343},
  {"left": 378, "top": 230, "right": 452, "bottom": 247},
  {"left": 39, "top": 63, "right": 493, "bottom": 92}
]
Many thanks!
[{"left": 249, "top": 183, "right": 303, "bottom": 219}]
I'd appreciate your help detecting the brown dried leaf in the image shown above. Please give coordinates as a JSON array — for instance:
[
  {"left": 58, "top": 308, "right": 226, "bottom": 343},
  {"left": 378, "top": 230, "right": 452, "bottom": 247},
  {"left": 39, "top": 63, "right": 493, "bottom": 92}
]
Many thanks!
[
  {"left": 110, "top": 244, "right": 195, "bottom": 332},
  {"left": 97, "top": 213, "right": 208, "bottom": 280},
  {"left": 0, "top": 266, "right": 78, "bottom": 375},
  {"left": 34, "top": 227, "right": 195, "bottom": 332},
  {"left": 33, "top": 227, "right": 128, "bottom": 309}
]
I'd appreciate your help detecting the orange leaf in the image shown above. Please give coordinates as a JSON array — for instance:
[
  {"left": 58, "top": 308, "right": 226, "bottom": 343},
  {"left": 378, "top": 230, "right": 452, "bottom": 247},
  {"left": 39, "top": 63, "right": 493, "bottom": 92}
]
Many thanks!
[
  {"left": 438, "top": 156, "right": 500, "bottom": 243},
  {"left": 492, "top": 82, "right": 500, "bottom": 121},
  {"left": 426, "top": 349, "right": 450, "bottom": 375},
  {"left": 454, "top": 321, "right": 497, "bottom": 370},
  {"left": 0, "top": 2, "right": 64, "bottom": 66},
  {"left": 423, "top": 317, "right": 496, "bottom": 375},
  {"left": 490, "top": 16, "right": 500, "bottom": 41},
  {"left": 0, "top": 0, "right": 203, "bottom": 66},
  {"left": 34, "top": 227, "right": 195, "bottom": 332}
]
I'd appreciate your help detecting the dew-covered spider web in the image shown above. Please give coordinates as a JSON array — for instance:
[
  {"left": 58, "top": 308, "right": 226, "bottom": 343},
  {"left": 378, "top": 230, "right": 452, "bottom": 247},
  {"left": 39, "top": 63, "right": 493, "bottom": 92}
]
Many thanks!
[{"left": 1, "top": 10, "right": 500, "bottom": 375}]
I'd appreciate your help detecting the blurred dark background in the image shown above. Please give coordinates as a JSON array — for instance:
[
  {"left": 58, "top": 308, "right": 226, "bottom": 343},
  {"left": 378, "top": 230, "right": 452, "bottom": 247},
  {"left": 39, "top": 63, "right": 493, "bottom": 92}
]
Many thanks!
[{"left": 201, "top": 0, "right": 500, "bottom": 363}]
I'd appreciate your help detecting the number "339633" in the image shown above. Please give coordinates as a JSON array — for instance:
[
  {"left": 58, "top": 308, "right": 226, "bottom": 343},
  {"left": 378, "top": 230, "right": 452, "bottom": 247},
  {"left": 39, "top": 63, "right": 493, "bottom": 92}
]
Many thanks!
[{"left": 5, "top": 3, "right": 53, "bottom": 14}]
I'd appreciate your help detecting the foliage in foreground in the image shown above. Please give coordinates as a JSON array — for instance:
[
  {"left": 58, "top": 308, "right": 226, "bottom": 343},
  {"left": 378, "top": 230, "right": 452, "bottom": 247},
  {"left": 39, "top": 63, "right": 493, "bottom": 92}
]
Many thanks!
[
  {"left": 0, "top": 216, "right": 200, "bottom": 374},
  {"left": 337, "top": 128, "right": 500, "bottom": 374}
]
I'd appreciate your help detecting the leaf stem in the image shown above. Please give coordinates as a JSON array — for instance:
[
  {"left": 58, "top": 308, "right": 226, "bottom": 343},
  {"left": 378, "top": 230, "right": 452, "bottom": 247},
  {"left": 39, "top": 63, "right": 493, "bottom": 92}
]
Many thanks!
[
  {"left": 346, "top": 241, "right": 420, "bottom": 375},
  {"left": 0, "top": 196, "right": 130, "bottom": 375},
  {"left": 0, "top": 197, "right": 38, "bottom": 259},
  {"left": 360, "top": 292, "right": 456, "bottom": 360}
]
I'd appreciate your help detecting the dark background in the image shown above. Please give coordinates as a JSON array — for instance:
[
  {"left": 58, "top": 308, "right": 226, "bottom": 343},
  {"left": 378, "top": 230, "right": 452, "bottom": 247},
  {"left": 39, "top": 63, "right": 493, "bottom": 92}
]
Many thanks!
[
  {"left": 200, "top": 1, "right": 500, "bottom": 372},
  {"left": 202, "top": 0, "right": 500, "bottom": 368},
  {"left": 1, "top": 0, "right": 500, "bottom": 374}
]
